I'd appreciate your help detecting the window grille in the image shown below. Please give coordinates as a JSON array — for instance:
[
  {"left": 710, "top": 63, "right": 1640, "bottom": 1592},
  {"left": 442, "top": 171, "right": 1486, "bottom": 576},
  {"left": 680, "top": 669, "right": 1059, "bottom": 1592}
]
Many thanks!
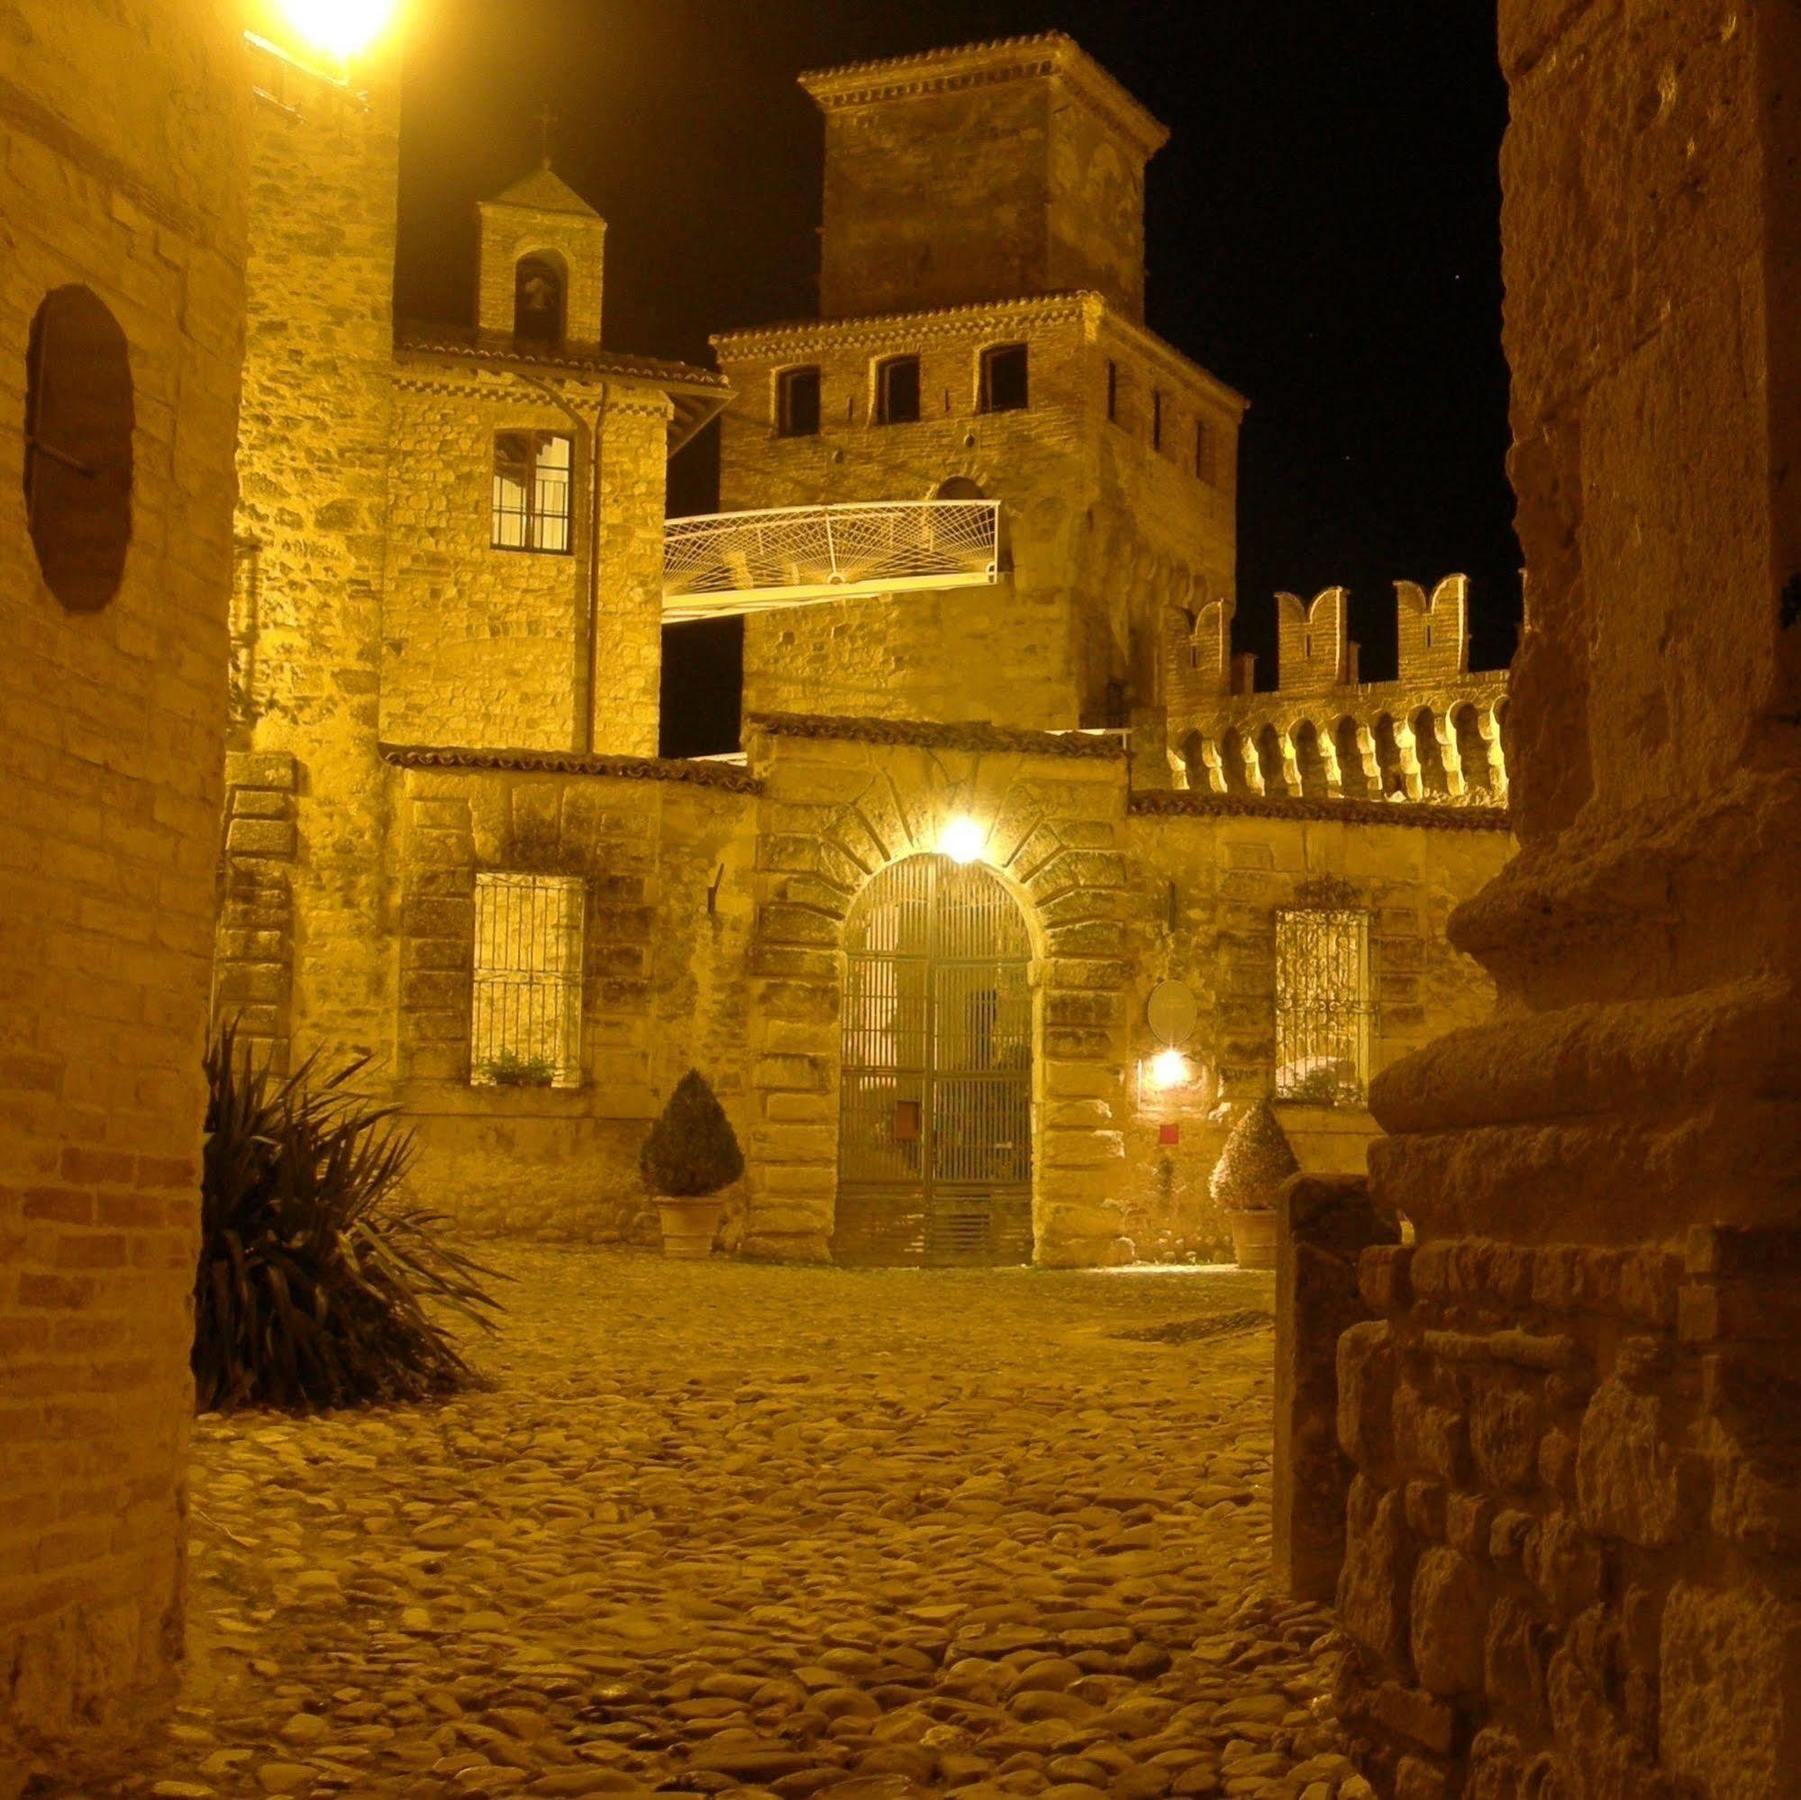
[
  {"left": 874, "top": 355, "right": 921, "bottom": 425},
  {"left": 978, "top": 343, "right": 1029, "bottom": 414},
  {"left": 1273, "top": 907, "right": 1370, "bottom": 1106},
  {"left": 491, "top": 431, "right": 572, "bottom": 553},
  {"left": 471, "top": 873, "right": 584, "bottom": 1087},
  {"left": 777, "top": 365, "right": 821, "bottom": 437}
]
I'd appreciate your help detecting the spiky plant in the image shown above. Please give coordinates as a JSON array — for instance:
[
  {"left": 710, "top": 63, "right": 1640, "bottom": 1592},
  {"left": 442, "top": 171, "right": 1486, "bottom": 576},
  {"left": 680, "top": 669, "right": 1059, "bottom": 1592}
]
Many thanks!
[
  {"left": 194, "top": 1023, "right": 503, "bottom": 1413},
  {"left": 1208, "top": 1097, "right": 1300, "bottom": 1214},
  {"left": 639, "top": 1069, "right": 744, "bottom": 1198}
]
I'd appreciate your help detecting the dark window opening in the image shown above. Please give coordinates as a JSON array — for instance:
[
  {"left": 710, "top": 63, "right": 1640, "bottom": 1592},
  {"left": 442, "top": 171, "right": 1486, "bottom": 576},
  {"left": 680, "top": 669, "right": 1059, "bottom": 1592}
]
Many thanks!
[
  {"left": 1152, "top": 388, "right": 1164, "bottom": 452},
  {"left": 514, "top": 256, "right": 566, "bottom": 343},
  {"left": 1106, "top": 359, "right": 1119, "bottom": 423},
  {"left": 24, "top": 285, "right": 135, "bottom": 614},
  {"left": 875, "top": 355, "right": 921, "bottom": 425},
  {"left": 660, "top": 615, "right": 744, "bottom": 759},
  {"left": 978, "top": 343, "right": 1029, "bottom": 414},
  {"left": 492, "top": 431, "right": 573, "bottom": 553},
  {"left": 777, "top": 365, "right": 821, "bottom": 437}
]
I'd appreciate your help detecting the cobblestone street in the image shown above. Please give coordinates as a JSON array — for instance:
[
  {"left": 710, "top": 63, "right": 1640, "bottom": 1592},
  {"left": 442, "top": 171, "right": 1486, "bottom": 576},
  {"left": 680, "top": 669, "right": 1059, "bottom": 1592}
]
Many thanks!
[{"left": 45, "top": 1250, "right": 1360, "bottom": 1800}]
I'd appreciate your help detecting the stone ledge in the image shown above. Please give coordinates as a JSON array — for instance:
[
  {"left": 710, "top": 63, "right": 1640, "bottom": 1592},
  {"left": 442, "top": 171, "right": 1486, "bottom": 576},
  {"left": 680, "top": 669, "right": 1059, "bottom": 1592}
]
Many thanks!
[
  {"left": 746, "top": 712, "right": 1127, "bottom": 760},
  {"left": 1131, "top": 791, "right": 1514, "bottom": 830},
  {"left": 379, "top": 742, "right": 763, "bottom": 794}
]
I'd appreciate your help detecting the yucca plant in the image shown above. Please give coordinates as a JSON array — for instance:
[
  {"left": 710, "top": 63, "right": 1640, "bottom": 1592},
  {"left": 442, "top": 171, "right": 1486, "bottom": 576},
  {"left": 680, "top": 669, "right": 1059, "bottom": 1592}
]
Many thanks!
[{"left": 194, "top": 1022, "right": 503, "bottom": 1413}]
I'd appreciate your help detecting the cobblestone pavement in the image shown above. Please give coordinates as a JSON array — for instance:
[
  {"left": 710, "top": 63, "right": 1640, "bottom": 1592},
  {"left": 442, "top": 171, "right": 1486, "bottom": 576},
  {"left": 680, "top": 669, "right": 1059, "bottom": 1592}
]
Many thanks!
[{"left": 43, "top": 1248, "right": 1362, "bottom": 1800}]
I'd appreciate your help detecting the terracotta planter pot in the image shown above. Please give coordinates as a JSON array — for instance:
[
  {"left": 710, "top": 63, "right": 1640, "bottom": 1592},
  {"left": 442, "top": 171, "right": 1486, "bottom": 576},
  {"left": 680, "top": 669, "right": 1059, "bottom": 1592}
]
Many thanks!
[
  {"left": 1228, "top": 1209, "right": 1278, "bottom": 1271},
  {"left": 655, "top": 1197, "right": 724, "bottom": 1260}
]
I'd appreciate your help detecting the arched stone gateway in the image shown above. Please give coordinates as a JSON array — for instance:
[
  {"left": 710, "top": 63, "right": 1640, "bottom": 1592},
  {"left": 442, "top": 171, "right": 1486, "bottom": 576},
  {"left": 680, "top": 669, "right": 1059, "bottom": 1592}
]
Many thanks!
[{"left": 833, "top": 853, "right": 1035, "bottom": 1267}]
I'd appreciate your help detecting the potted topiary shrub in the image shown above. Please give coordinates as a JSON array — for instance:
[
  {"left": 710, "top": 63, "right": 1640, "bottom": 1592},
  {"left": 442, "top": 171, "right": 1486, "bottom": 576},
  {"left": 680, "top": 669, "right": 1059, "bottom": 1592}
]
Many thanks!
[
  {"left": 1208, "top": 1097, "right": 1299, "bottom": 1271},
  {"left": 640, "top": 1069, "right": 744, "bottom": 1260}
]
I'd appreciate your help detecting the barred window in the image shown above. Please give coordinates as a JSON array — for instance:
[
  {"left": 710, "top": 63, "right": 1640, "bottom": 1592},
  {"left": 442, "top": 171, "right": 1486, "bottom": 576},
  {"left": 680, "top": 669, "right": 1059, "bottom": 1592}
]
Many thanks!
[
  {"left": 491, "top": 431, "right": 572, "bottom": 553},
  {"left": 471, "top": 873, "right": 584, "bottom": 1088},
  {"left": 1274, "top": 908, "right": 1370, "bottom": 1106}
]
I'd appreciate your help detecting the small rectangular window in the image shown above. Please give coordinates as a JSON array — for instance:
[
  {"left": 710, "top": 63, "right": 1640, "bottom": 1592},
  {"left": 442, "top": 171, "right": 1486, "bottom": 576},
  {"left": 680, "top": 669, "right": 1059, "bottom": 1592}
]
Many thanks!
[
  {"left": 1152, "top": 388, "right": 1164, "bottom": 452},
  {"left": 471, "top": 872, "right": 585, "bottom": 1088},
  {"left": 1106, "top": 359, "right": 1119, "bottom": 423},
  {"left": 777, "top": 365, "right": 821, "bottom": 438},
  {"left": 1195, "top": 419, "right": 1218, "bottom": 484},
  {"left": 491, "top": 431, "right": 572, "bottom": 553},
  {"left": 874, "top": 355, "right": 921, "bottom": 426},
  {"left": 1274, "top": 907, "right": 1371, "bottom": 1106},
  {"left": 978, "top": 343, "right": 1029, "bottom": 414}
]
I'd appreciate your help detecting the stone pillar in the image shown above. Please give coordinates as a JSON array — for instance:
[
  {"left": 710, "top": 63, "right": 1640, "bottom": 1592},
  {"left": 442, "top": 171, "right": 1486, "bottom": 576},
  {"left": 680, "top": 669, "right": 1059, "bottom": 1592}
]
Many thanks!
[
  {"left": 1274, "top": 1176, "right": 1401, "bottom": 1603},
  {"left": 1335, "top": 6, "right": 1801, "bottom": 1794}
]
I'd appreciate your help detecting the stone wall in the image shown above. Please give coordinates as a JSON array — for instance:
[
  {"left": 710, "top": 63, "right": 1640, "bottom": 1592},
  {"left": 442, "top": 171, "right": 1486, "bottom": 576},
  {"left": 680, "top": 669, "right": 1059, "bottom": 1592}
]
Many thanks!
[
  {"left": 1332, "top": 5, "right": 1801, "bottom": 1793},
  {"left": 234, "top": 36, "right": 401, "bottom": 1073},
  {"left": 382, "top": 366, "right": 668, "bottom": 758},
  {"left": 212, "top": 752, "right": 299, "bottom": 1076},
  {"left": 384, "top": 749, "right": 758, "bottom": 1241},
  {"left": 1119, "top": 799, "right": 1510, "bottom": 1262},
  {"left": 0, "top": 0, "right": 246, "bottom": 1758}
]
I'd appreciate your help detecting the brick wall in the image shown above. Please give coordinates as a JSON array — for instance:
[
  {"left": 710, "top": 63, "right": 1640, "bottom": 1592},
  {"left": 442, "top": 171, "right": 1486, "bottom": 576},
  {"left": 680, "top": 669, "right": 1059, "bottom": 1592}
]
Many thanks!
[{"left": 0, "top": 0, "right": 247, "bottom": 1754}]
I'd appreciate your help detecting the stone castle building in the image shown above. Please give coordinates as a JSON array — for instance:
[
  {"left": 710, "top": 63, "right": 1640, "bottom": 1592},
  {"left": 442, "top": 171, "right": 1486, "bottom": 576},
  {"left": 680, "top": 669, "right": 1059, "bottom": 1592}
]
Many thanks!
[{"left": 215, "top": 27, "right": 1513, "bottom": 1271}]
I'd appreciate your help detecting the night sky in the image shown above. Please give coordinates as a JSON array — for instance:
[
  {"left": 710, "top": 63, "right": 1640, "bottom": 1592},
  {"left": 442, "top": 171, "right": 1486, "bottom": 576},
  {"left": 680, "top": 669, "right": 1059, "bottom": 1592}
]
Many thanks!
[{"left": 392, "top": 1, "right": 1519, "bottom": 755}]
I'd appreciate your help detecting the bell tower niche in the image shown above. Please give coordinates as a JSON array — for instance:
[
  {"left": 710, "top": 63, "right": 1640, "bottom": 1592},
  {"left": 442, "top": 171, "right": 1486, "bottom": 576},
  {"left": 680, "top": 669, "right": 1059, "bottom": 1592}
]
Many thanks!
[{"left": 477, "top": 163, "right": 607, "bottom": 346}]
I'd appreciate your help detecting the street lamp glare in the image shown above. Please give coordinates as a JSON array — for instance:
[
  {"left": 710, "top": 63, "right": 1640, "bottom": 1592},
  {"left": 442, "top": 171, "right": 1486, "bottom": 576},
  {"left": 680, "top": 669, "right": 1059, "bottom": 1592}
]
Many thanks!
[{"left": 279, "top": 0, "right": 399, "bottom": 59}]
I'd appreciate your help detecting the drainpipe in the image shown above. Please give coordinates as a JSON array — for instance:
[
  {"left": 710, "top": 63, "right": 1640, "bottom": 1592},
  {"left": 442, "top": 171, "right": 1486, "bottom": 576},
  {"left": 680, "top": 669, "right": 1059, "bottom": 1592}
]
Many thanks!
[{"left": 510, "top": 367, "right": 603, "bottom": 754}]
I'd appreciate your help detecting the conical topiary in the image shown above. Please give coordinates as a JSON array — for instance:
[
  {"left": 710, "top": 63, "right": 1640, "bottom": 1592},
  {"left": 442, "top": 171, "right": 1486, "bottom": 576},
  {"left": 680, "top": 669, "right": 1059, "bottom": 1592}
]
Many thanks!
[
  {"left": 640, "top": 1069, "right": 745, "bottom": 1198},
  {"left": 1208, "top": 1098, "right": 1300, "bottom": 1213}
]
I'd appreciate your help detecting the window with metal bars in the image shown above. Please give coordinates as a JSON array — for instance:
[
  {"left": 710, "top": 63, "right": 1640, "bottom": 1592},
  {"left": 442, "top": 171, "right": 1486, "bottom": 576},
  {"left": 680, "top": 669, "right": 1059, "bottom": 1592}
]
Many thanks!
[
  {"left": 491, "top": 431, "right": 572, "bottom": 553},
  {"left": 470, "top": 873, "right": 585, "bottom": 1088},
  {"left": 1273, "top": 907, "right": 1371, "bottom": 1106}
]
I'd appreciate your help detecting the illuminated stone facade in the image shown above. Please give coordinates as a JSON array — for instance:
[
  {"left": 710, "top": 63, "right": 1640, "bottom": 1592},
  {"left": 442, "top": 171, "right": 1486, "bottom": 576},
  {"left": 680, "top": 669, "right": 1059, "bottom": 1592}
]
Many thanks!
[
  {"left": 210, "top": 29, "right": 1512, "bottom": 1272},
  {"left": 0, "top": 0, "right": 247, "bottom": 1762}
]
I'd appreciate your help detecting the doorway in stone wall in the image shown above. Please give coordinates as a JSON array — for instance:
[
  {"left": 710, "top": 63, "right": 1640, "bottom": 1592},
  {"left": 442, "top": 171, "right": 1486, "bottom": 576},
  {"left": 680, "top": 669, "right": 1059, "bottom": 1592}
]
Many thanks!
[{"left": 834, "top": 853, "right": 1034, "bottom": 1267}]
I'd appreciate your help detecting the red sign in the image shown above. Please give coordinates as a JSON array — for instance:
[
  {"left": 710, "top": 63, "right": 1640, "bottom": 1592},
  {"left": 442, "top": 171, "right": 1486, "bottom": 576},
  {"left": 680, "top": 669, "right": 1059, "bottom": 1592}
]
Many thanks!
[{"left": 1158, "top": 1122, "right": 1180, "bottom": 1146}]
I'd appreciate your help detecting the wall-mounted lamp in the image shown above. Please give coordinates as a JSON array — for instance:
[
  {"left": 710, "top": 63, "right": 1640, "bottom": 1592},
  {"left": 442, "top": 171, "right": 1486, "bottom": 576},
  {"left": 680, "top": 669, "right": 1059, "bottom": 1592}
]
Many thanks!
[
  {"left": 939, "top": 815, "right": 987, "bottom": 866},
  {"left": 1150, "top": 1047, "right": 1190, "bottom": 1090}
]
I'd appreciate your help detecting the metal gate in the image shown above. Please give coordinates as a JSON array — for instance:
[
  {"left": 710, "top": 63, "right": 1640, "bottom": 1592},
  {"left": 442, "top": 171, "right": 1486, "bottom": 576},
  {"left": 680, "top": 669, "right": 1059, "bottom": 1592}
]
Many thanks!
[{"left": 834, "top": 854, "right": 1034, "bottom": 1267}]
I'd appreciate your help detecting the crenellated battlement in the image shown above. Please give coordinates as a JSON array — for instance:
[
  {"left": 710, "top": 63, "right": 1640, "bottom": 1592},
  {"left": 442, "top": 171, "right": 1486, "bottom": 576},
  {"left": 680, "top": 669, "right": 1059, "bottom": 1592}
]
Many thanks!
[{"left": 1164, "top": 575, "right": 1509, "bottom": 805}]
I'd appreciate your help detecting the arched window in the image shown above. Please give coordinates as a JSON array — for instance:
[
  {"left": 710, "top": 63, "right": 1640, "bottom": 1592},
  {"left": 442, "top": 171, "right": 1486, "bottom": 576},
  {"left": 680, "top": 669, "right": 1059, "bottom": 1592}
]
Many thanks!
[
  {"left": 23, "top": 285, "right": 134, "bottom": 613},
  {"left": 514, "top": 254, "right": 566, "bottom": 343}
]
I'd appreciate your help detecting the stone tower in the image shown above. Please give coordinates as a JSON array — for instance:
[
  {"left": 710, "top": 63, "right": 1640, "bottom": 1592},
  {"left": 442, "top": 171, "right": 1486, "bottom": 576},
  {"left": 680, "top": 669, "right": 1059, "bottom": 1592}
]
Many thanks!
[
  {"left": 710, "top": 34, "right": 1244, "bottom": 741},
  {"left": 477, "top": 165, "right": 607, "bottom": 346}
]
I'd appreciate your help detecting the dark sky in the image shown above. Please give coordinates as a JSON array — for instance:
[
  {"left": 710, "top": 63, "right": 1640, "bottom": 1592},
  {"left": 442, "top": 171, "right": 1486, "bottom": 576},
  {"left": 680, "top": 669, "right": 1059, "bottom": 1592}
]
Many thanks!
[{"left": 393, "top": 2, "right": 1519, "bottom": 748}]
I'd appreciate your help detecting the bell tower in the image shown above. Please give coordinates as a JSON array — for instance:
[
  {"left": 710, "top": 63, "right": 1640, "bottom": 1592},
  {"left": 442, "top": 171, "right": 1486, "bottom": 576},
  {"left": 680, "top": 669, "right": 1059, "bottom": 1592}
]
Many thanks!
[{"left": 476, "top": 162, "right": 607, "bottom": 345}]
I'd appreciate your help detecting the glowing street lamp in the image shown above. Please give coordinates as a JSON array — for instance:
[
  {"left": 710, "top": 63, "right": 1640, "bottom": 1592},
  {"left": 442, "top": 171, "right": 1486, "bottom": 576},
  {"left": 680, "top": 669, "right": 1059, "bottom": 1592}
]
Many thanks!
[
  {"left": 278, "top": 0, "right": 401, "bottom": 60},
  {"left": 938, "top": 815, "right": 987, "bottom": 866},
  {"left": 1150, "top": 1047, "right": 1190, "bottom": 1090}
]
